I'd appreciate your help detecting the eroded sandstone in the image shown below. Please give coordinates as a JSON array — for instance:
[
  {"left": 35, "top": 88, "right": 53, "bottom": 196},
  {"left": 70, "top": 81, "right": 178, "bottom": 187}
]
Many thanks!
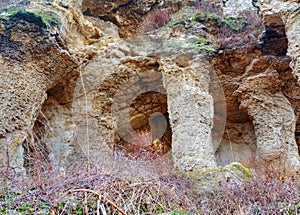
[
  {"left": 258, "top": 0, "right": 300, "bottom": 81},
  {"left": 0, "top": 9, "right": 78, "bottom": 173}
]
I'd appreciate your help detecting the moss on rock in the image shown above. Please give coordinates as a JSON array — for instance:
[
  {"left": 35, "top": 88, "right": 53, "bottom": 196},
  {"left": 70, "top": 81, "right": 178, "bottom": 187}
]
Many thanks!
[
  {"left": 0, "top": 8, "right": 61, "bottom": 29},
  {"left": 184, "top": 162, "right": 253, "bottom": 194},
  {"left": 186, "top": 37, "right": 216, "bottom": 56},
  {"left": 222, "top": 16, "right": 249, "bottom": 32}
]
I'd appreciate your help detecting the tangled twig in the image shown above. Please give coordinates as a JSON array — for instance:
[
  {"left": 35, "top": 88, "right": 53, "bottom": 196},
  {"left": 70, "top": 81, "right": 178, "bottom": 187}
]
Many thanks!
[{"left": 54, "top": 188, "right": 127, "bottom": 215}]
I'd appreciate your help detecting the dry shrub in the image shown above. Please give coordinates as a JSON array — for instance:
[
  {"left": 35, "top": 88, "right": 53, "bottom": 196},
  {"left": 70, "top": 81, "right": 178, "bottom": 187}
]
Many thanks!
[
  {"left": 1, "top": 154, "right": 299, "bottom": 214},
  {"left": 54, "top": 174, "right": 197, "bottom": 214},
  {"left": 0, "top": 158, "right": 198, "bottom": 214},
  {"left": 0, "top": 118, "right": 298, "bottom": 214},
  {"left": 216, "top": 10, "right": 263, "bottom": 49},
  {"left": 126, "top": 130, "right": 167, "bottom": 161},
  {"left": 196, "top": 0, "right": 223, "bottom": 17},
  {"left": 138, "top": 9, "right": 172, "bottom": 34},
  {"left": 130, "top": 130, "right": 153, "bottom": 147},
  {"left": 199, "top": 159, "right": 300, "bottom": 214}
]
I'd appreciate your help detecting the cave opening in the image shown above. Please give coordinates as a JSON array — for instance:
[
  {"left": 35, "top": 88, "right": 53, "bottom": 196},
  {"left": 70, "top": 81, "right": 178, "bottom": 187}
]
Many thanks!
[{"left": 113, "top": 91, "right": 172, "bottom": 161}]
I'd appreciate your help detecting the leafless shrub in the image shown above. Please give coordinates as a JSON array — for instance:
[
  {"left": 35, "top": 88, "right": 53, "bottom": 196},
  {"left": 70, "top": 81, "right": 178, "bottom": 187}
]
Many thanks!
[
  {"left": 0, "top": 158, "right": 198, "bottom": 214},
  {"left": 1, "top": 153, "right": 299, "bottom": 214},
  {"left": 199, "top": 160, "right": 300, "bottom": 214},
  {"left": 215, "top": 25, "right": 253, "bottom": 49},
  {"left": 196, "top": 0, "right": 223, "bottom": 17},
  {"left": 126, "top": 130, "right": 167, "bottom": 161},
  {"left": 138, "top": 8, "right": 172, "bottom": 35},
  {"left": 215, "top": 10, "right": 263, "bottom": 49}
]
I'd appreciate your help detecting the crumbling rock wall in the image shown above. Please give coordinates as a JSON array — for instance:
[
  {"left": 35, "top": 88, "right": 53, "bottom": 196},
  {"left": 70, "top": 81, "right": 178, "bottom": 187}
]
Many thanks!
[
  {"left": 258, "top": 0, "right": 300, "bottom": 81},
  {"left": 0, "top": 10, "right": 78, "bottom": 172},
  {"left": 81, "top": 0, "right": 212, "bottom": 38},
  {"left": 235, "top": 56, "right": 300, "bottom": 167},
  {"left": 81, "top": 0, "right": 166, "bottom": 37},
  {"left": 71, "top": 38, "right": 218, "bottom": 171},
  {"left": 212, "top": 46, "right": 300, "bottom": 168}
]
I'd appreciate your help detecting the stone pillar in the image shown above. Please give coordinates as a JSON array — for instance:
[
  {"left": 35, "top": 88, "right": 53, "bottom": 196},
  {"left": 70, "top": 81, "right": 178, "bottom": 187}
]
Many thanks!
[
  {"left": 160, "top": 56, "right": 217, "bottom": 171},
  {"left": 235, "top": 62, "right": 300, "bottom": 168}
]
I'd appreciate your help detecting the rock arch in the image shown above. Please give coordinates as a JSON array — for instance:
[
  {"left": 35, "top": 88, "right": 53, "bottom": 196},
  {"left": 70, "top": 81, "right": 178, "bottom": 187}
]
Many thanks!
[{"left": 72, "top": 50, "right": 222, "bottom": 171}]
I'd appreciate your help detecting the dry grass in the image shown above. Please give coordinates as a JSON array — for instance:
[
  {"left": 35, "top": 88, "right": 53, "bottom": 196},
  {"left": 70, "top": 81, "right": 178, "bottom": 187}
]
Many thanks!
[
  {"left": 0, "top": 158, "right": 198, "bottom": 214},
  {"left": 1, "top": 156, "right": 299, "bottom": 214},
  {"left": 198, "top": 159, "right": 300, "bottom": 215},
  {"left": 215, "top": 10, "right": 263, "bottom": 49},
  {"left": 126, "top": 130, "right": 168, "bottom": 161}
]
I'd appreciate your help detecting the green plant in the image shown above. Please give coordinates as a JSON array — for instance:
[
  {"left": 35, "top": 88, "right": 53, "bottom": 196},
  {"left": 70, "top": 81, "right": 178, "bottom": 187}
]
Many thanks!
[
  {"left": 0, "top": 188, "right": 52, "bottom": 214},
  {"left": 193, "top": 13, "right": 222, "bottom": 26},
  {"left": 34, "top": 11, "right": 61, "bottom": 27},
  {"left": 0, "top": 7, "right": 25, "bottom": 17},
  {"left": 192, "top": 37, "right": 212, "bottom": 45},
  {"left": 0, "top": 8, "right": 61, "bottom": 28},
  {"left": 215, "top": 11, "right": 263, "bottom": 49},
  {"left": 222, "top": 16, "right": 249, "bottom": 32},
  {"left": 186, "top": 37, "right": 217, "bottom": 56}
]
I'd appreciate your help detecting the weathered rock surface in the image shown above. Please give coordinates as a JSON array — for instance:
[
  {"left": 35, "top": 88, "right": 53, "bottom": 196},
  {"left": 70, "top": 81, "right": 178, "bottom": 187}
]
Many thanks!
[
  {"left": 0, "top": 9, "right": 78, "bottom": 172},
  {"left": 223, "top": 0, "right": 256, "bottom": 17},
  {"left": 258, "top": 0, "right": 300, "bottom": 81},
  {"left": 160, "top": 57, "right": 217, "bottom": 170},
  {"left": 235, "top": 56, "right": 300, "bottom": 167},
  {"left": 72, "top": 38, "right": 218, "bottom": 170},
  {"left": 82, "top": 0, "right": 163, "bottom": 37},
  {"left": 212, "top": 48, "right": 300, "bottom": 168},
  {"left": 186, "top": 162, "right": 252, "bottom": 193},
  {"left": 81, "top": 0, "right": 215, "bottom": 38}
]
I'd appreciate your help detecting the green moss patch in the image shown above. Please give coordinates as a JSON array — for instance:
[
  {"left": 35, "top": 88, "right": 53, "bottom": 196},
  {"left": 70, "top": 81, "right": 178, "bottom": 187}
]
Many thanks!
[
  {"left": 184, "top": 162, "right": 253, "bottom": 194},
  {"left": 222, "top": 16, "right": 249, "bottom": 32},
  {"left": 0, "top": 8, "right": 61, "bottom": 29},
  {"left": 170, "top": 12, "right": 249, "bottom": 34},
  {"left": 187, "top": 37, "right": 217, "bottom": 56},
  {"left": 189, "top": 162, "right": 253, "bottom": 180}
]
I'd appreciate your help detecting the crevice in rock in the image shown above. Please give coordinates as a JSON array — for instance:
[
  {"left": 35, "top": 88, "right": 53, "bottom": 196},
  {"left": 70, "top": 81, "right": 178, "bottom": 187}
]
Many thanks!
[
  {"left": 21, "top": 69, "right": 81, "bottom": 172},
  {"left": 258, "top": 24, "right": 288, "bottom": 56},
  {"left": 114, "top": 91, "right": 172, "bottom": 161},
  {"left": 215, "top": 120, "right": 257, "bottom": 165},
  {"left": 22, "top": 117, "right": 51, "bottom": 175}
]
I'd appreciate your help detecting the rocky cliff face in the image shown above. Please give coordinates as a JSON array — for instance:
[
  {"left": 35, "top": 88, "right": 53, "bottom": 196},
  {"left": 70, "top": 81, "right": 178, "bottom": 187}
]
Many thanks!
[
  {"left": 258, "top": 0, "right": 300, "bottom": 81},
  {"left": 0, "top": 8, "right": 78, "bottom": 173},
  {"left": 0, "top": 0, "right": 299, "bottom": 176}
]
